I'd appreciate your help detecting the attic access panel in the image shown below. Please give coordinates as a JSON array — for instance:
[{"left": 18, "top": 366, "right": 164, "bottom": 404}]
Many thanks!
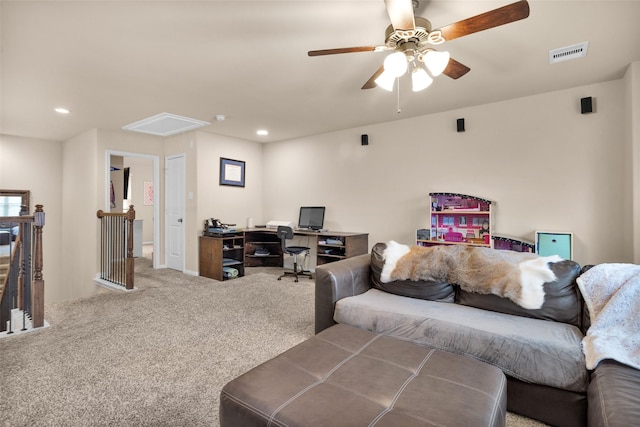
[{"left": 122, "top": 113, "right": 210, "bottom": 137}]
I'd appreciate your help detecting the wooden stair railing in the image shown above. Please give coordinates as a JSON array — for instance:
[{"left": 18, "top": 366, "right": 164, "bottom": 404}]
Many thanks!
[
  {"left": 0, "top": 204, "right": 45, "bottom": 333},
  {"left": 96, "top": 206, "right": 135, "bottom": 290}
]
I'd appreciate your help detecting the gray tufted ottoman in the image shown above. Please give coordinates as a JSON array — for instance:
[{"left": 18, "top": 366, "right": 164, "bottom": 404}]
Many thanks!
[{"left": 220, "top": 324, "right": 506, "bottom": 426}]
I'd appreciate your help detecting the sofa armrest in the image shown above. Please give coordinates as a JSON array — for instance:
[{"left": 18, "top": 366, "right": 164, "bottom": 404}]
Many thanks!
[
  {"left": 314, "top": 254, "right": 372, "bottom": 334},
  {"left": 588, "top": 359, "right": 640, "bottom": 427}
]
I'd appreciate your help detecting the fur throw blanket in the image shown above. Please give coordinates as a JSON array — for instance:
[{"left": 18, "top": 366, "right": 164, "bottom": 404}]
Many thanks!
[
  {"left": 577, "top": 263, "right": 640, "bottom": 370},
  {"left": 381, "top": 241, "right": 562, "bottom": 309}
]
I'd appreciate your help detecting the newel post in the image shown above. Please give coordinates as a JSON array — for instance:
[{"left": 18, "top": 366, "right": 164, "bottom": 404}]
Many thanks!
[
  {"left": 32, "top": 204, "right": 45, "bottom": 328},
  {"left": 125, "top": 205, "right": 135, "bottom": 290}
]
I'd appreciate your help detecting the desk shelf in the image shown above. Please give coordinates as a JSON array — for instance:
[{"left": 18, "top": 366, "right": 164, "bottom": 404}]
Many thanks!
[
  {"left": 244, "top": 233, "right": 283, "bottom": 267},
  {"left": 199, "top": 234, "right": 245, "bottom": 281},
  {"left": 316, "top": 233, "right": 368, "bottom": 266},
  {"left": 244, "top": 229, "right": 368, "bottom": 268},
  {"left": 245, "top": 254, "right": 281, "bottom": 267}
]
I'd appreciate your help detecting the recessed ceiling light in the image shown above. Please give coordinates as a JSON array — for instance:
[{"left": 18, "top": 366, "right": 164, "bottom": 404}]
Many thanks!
[
  {"left": 256, "top": 129, "right": 268, "bottom": 136},
  {"left": 54, "top": 107, "right": 71, "bottom": 114}
]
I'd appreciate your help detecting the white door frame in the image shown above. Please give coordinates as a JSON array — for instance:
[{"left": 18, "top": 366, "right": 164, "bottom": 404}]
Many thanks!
[
  {"left": 165, "top": 153, "right": 186, "bottom": 272},
  {"left": 105, "top": 150, "right": 160, "bottom": 269}
]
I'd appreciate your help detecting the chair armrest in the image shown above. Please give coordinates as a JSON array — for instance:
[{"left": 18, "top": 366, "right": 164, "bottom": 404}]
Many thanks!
[{"left": 314, "top": 254, "right": 372, "bottom": 334}]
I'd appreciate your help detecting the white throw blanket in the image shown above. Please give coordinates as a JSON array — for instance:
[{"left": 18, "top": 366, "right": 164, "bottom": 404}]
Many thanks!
[{"left": 576, "top": 263, "right": 640, "bottom": 370}]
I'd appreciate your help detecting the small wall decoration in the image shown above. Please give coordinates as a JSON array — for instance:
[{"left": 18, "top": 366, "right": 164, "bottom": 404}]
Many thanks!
[
  {"left": 220, "top": 158, "right": 246, "bottom": 187},
  {"left": 143, "top": 182, "right": 154, "bottom": 205}
]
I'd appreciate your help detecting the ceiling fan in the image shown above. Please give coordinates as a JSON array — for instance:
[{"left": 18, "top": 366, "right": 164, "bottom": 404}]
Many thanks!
[{"left": 308, "top": 0, "right": 530, "bottom": 92}]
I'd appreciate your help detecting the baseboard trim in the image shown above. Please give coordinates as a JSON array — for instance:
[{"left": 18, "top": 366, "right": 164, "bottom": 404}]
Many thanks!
[{"left": 94, "top": 276, "right": 137, "bottom": 292}]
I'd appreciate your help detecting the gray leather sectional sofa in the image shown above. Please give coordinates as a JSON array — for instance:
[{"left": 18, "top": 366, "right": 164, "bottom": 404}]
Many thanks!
[{"left": 315, "top": 243, "right": 640, "bottom": 427}]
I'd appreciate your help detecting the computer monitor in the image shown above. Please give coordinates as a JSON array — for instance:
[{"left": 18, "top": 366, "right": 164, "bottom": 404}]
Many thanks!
[{"left": 298, "top": 206, "right": 325, "bottom": 230}]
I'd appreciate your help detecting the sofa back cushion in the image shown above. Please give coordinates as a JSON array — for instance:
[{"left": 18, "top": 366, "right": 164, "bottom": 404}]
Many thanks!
[
  {"left": 456, "top": 259, "right": 583, "bottom": 328},
  {"left": 370, "top": 242, "right": 455, "bottom": 302}
]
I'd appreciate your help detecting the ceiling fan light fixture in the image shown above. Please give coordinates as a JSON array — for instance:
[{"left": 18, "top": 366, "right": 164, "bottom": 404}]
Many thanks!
[
  {"left": 426, "top": 30, "right": 445, "bottom": 45},
  {"left": 383, "top": 51, "right": 408, "bottom": 78},
  {"left": 411, "top": 66, "right": 433, "bottom": 92},
  {"left": 424, "top": 50, "right": 450, "bottom": 77},
  {"left": 374, "top": 70, "right": 396, "bottom": 91}
]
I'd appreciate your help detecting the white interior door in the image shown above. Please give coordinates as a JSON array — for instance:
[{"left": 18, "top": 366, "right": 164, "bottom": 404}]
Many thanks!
[{"left": 166, "top": 155, "right": 185, "bottom": 271}]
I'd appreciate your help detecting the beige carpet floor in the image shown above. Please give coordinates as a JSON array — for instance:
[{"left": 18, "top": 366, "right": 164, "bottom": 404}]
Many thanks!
[{"left": 0, "top": 257, "right": 546, "bottom": 426}]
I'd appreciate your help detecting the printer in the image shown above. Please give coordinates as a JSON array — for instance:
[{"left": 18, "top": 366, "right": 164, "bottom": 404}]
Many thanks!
[{"left": 266, "top": 220, "right": 293, "bottom": 229}]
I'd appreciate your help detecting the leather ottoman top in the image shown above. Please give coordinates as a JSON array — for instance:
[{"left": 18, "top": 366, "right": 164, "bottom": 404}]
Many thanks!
[{"left": 220, "top": 323, "right": 506, "bottom": 426}]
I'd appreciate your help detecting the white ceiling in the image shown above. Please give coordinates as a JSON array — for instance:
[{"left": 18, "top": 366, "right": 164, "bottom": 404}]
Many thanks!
[{"left": 2, "top": 0, "right": 639, "bottom": 143}]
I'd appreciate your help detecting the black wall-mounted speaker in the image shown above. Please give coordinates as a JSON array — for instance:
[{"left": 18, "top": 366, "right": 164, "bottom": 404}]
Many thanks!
[
  {"left": 456, "top": 118, "right": 465, "bottom": 132},
  {"left": 581, "top": 97, "right": 593, "bottom": 114},
  {"left": 361, "top": 134, "right": 369, "bottom": 145}
]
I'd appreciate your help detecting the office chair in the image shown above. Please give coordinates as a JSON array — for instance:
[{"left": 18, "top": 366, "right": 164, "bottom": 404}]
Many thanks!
[{"left": 276, "top": 226, "right": 313, "bottom": 282}]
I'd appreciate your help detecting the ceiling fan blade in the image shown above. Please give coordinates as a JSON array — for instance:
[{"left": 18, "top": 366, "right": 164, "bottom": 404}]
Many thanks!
[
  {"left": 361, "top": 66, "right": 385, "bottom": 89},
  {"left": 442, "top": 58, "right": 470, "bottom": 80},
  {"left": 437, "top": 0, "right": 530, "bottom": 42},
  {"left": 384, "top": 0, "right": 415, "bottom": 31},
  {"left": 308, "top": 46, "right": 378, "bottom": 56}
]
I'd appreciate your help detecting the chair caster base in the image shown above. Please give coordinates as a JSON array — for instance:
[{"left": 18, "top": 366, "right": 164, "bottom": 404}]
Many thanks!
[{"left": 278, "top": 270, "right": 312, "bottom": 283}]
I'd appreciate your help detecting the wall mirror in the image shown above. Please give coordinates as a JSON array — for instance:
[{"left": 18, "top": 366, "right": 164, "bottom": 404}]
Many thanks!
[{"left": 0, "top": 189, "right": 30, "bottom": 216}]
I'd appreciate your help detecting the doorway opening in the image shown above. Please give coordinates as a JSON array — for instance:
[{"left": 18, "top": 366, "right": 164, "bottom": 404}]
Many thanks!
[{"left": 106, "top": 150, "right": 160, "bottom": 269}]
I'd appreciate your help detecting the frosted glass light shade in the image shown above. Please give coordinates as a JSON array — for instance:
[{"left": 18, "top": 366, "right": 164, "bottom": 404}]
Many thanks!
[
  {"left": 424, "top": 50, "right": 450, "bottom": 77},
  {"left": 411, "top": 67, "right": 433, "bottom": 92},
  {"left": 374, "top": 70, "right": 396, "bottom": 91},
  {"left": 383, "top": 52, "right": 408, "bottom": 78}
]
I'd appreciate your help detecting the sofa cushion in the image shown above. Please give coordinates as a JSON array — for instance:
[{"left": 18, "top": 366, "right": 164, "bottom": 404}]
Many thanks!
[
  {"left": 334, "top": 288, "right": 588, "bottom": 393},
  {"left": 456, "top": 259, "right": 583, "bottom": 328},
  {"left": 370, "top": 242, "right": 455, "bottom": 303}
]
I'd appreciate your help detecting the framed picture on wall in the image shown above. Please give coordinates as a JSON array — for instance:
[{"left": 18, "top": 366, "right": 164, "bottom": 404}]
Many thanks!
[{"left": 219, "top": 158, "right": 245, "bottom": 187}]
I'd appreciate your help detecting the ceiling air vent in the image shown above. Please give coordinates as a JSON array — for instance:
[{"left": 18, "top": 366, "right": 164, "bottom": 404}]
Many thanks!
[
  {"left": 549, "top": 42, "right": 589, "bottom": 64},
  {"left": 122, "top": 112, "right": 210, "bottom": 136}
]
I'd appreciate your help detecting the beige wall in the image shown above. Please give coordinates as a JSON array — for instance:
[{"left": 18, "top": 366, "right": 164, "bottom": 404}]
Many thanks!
[
  {"left": 2, "top": 65, "right": 639, "bottom": 302},
  {"left": 163, "top": 131, "right": 263, "bottom": 274},
  {"left": 62, "top": 129, "right": 163, "bottom": 302},
  {"left": 263, "top": 79, "right": 631, "bottom": 267},
  {"left": 627, "top": 62, "right": 640, "bottom": 263},
  {"left": 0, "top": 134, "right": 64, "bottom": 303},
  {"left": 194, "top": 131, "right": 263, "bottom": 227},
  {"left": 61, "top": 129, "right": 99, "bottom": 301},
  {"left": 193, "top": 131, "right": 263, "bottom": 273}
]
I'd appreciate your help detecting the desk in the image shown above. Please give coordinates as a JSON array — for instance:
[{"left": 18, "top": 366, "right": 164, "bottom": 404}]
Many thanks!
[{"left": 243, "top": 228, "right": 368, "bottom": 269}]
